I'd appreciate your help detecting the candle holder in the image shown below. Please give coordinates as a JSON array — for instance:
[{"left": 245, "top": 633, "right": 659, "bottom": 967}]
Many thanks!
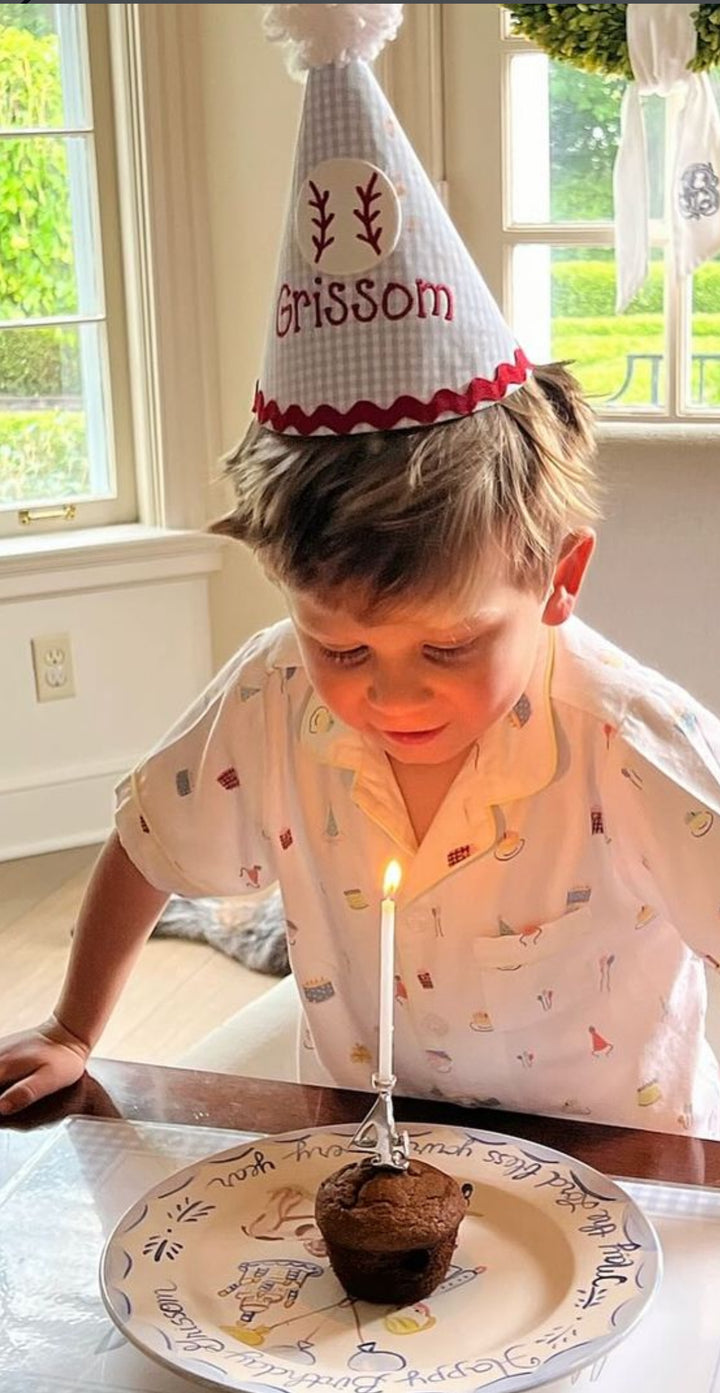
[{"left": 351, "top": 1073, "right": 410, "bottom": 1171}]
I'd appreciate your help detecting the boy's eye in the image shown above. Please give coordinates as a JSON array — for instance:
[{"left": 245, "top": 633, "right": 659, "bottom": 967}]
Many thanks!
[
  {"left": 424, "top": 639, "right": 480, "bottom": 664},
  {"left": 318, "top": 644, "right": 369, "bottom": 667}
]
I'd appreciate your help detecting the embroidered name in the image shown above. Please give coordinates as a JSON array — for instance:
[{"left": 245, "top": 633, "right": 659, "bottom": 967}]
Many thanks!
[{"left": 275, "top": 275, "right": 455, "bottom": 338}]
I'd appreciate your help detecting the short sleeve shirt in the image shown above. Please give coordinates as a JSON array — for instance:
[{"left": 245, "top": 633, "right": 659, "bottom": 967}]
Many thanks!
[{"left": 115, "top": 616, "right": 720, "bottom": 1138}]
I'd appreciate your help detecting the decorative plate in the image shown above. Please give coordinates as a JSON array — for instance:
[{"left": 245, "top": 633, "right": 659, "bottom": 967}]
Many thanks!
[{"left": 100, "top": 1123, "right": 661, "bottom": 1392}]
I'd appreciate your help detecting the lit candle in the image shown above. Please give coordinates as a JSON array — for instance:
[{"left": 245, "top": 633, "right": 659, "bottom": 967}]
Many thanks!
[{"left": 378, "top": 860, "right": 402, "bottom": 1083}]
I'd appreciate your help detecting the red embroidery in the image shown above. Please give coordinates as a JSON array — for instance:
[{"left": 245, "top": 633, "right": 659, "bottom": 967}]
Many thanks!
[
  {"left": 353, "top": 170, "right": 383, "bottom": 255},
  {"left": 416, "top": 279, "right": 454, "bottom": 321},
  {"left": 417, "top": 970, "right": 434, "bottom": 989},
  {"left": 447, "top": 844, "right": 471, "bottom": 867},
  {"left": 276, "top": 282, "right": 293, "bottom": 338},
  {"left": 382, "top": 281, "right": 414, "bottom": 320},
  {"left": 272, "top": 274, "right": 455, "bottom": 339},
  {"left": 279, "top": 827, "right": 293, "bottom": 850},
  {"left": 308, "top": 180, "right": 335, "bottom": 265},
  {"left": 255, "top": 350, "right": 531, "bottom": 435},
  {"left": 217, "top": 767, "right": 240, "bottom": 790},
  {"left": 352, "top": 276, "right": 378, "bottom": 323}
]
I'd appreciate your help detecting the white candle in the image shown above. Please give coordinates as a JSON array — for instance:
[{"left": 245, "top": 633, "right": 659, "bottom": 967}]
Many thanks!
[{"left": 378, "top": 860, "right": 402, "bottom": 1083}]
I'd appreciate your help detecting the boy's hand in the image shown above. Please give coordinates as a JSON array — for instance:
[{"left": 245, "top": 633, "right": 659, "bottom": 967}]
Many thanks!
[{"left": 0, "top": 1016, "right": 90, "bottom": 1115}]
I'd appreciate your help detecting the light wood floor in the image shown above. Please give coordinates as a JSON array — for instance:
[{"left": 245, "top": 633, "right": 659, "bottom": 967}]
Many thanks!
[{"left": 0, "top": 844, "right": 274, "bottom": 1064}]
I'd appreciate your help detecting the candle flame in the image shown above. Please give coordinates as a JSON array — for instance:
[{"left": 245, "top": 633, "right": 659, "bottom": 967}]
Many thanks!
[{"left": 383, "top": 860, "right": 402, "bottom": 898}]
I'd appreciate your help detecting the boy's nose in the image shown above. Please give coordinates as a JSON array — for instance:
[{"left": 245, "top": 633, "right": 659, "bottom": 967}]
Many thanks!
[{"left": 366, "top": 664, "right": 432, "bottom": 712}]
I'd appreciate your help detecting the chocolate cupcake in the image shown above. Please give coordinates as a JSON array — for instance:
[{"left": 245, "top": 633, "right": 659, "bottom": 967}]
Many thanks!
[{"left": 314, "top": 1157, "right": 466, "bottom": 1304}]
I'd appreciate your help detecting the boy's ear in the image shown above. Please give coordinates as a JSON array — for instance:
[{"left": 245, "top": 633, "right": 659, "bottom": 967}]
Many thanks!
[{"left": 543, "top": 530, "right": 596, "bottom": 627}]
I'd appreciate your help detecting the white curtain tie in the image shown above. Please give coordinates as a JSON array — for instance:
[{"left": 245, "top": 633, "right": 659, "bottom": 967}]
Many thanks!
[{"left": 614, "top": 3, "right": 720, "bottom": 312}]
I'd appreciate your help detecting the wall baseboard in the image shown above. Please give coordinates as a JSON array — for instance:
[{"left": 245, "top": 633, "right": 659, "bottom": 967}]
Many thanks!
[{"left": 0, "top": 763, "right": 131, "bottom": 863}]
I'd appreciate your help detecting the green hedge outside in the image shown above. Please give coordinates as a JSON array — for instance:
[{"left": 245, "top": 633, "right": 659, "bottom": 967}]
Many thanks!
[
  {"left": 553, "top": 259, "right": 720, "bottom": 317},
  {"left": 0, "top": 326, "right": 80, "bottom": 397},
  {"left": 0, "top": 409, "right": 89, "bottom": 504},
  {"left": 0, "top": 21, "right": 76, "bottom": 320}
]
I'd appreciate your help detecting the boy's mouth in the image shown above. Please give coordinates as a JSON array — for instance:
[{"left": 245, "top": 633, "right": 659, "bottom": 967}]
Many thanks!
[{"left": 379, "top": 725, "right": 448, "bottom": 746}]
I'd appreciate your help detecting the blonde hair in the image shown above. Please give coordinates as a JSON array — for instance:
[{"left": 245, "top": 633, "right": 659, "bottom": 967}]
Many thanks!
[{"left": 212, "top": 363, "right": 600, "bottom": 608}]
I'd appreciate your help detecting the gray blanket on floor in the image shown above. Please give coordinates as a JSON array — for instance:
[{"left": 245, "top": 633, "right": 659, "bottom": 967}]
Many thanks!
[{"left": 151, "top": 887, "right": 290, "bottom": 977}]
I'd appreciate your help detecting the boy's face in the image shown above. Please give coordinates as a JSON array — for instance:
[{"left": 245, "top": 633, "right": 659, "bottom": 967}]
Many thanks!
[{"left": 287, "top": 538, "right": 592, "bottom": 769}]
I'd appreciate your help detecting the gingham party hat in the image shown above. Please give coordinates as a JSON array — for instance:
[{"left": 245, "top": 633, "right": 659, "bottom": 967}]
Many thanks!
[{"left": 255, "top": 4, "right": 531, "bottom": 435}]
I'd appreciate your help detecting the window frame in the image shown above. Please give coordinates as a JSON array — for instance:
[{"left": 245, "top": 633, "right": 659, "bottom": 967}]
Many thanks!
[
  {"left": 500, "top": 27, "right": 688, "bottom": 425},
  {"left": 0, "top": 3, "right": 137, "bottom": 538},
  {"left": 0, "top": 2, "right": 222, "bottom": 546},
  {"left": 388, "top": 3, "right": 720, "bottom": 432}
]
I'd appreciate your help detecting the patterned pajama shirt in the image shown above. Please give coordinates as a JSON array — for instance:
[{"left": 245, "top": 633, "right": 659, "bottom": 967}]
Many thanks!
[{"left": 116, "top": 615, "right": 720, "bottom": 1137}]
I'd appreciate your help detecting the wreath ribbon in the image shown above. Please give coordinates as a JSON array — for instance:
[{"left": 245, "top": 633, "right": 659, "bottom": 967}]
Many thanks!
[{"left": 614, "top": 3, "right": 720, "bottom": 310}]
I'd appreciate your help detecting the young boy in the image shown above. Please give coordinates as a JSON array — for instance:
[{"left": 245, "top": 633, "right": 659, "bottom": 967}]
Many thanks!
[{"left": 1, "top": 6, "right": 719, "bottom": 1136}]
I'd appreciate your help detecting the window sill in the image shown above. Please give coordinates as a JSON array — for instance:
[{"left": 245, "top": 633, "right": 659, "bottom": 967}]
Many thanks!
[
  {"left": 0, "top": 524, "right": 226, "bottom": 601},
  {"left": 597, "top": 420, "right": 720, "bottom": 446}
]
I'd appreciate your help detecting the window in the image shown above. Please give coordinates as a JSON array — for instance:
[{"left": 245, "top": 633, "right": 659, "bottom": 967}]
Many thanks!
[
  {"left": 0, "top": 3, "right": 135, "bottom": 538},
  {"left": 441, "top": 5, "right": 720, "bottom": 422}
]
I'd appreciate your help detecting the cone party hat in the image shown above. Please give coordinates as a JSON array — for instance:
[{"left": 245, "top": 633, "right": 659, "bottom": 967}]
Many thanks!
[{"left": 255, "top": 4, "right": 531, "bottom": 435}]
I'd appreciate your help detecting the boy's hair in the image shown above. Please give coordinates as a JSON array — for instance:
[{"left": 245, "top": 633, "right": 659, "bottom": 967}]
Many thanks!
[{"left": 211, "top": 363, "right": 600, "bottom": 609}]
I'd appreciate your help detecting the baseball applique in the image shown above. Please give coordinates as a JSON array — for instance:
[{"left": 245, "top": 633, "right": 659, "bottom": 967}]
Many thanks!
[{"left": 295, "top": 158, "right": 402, "bottom": 275}]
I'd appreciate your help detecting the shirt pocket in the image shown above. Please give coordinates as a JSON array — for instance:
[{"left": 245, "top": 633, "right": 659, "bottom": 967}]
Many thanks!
[{"left": 471, "top": 907, "right": 597, "bottom": 1034}]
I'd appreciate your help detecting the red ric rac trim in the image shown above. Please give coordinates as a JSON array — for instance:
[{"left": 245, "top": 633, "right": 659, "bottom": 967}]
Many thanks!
[{"left": 254, "top": 349, "right": 532, "bottom": 435}]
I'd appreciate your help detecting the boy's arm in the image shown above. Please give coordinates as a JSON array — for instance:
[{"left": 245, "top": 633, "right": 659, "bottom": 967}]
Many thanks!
[
  {"left": 54, "top": 830, "right": 170, "bottom": 1047},
  {"left": 0, "top": 832, "right": 168, "bottom": 1114}
]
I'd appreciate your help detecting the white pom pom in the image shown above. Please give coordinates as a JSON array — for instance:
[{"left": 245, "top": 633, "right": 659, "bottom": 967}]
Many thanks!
[{"left": 263, "top": 4, "right": 404, "bottom": 74}]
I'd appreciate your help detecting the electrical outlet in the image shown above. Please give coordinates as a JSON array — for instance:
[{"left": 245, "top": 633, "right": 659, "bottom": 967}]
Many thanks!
[{"left": 31, "top": 633, "right": 76, "bottom": 702}]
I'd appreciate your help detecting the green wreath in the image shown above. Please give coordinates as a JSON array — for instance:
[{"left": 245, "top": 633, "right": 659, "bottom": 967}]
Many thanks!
[{"left": 501, "top": 4, "right": 720, "bottom": 79}]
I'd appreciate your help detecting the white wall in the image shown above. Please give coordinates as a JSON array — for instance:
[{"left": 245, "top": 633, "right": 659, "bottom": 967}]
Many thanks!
[
  {"left": 579, "top": 437, "right": 720, "bottom": 712},
  {"left": 0, "top": 536, "right": 221, "bottom": 859},
  {"left": 199, "top": 4, "right": 300, "bottom": 665},
  {"left": 0, "top": 7, "right": 294, "bottom": 862}
]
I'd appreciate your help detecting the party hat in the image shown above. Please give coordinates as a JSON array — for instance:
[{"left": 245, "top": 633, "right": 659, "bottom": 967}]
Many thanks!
[{"left": 255, "top": 4, "right": 531, "bottom": 435}]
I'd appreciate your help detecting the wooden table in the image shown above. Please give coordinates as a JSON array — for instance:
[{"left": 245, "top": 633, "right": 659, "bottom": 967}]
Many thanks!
[
  {"left": 3, "top": 1060, "right": 720, "bottom": 1391},
  {"left": 2, "top": 1055, "right": 719, "bottom": 1189}
]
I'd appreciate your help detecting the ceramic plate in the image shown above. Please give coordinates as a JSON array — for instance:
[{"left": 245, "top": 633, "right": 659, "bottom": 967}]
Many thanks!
[{"left": 100, "top": 1123, "right": 661, "bottom": 1392}]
